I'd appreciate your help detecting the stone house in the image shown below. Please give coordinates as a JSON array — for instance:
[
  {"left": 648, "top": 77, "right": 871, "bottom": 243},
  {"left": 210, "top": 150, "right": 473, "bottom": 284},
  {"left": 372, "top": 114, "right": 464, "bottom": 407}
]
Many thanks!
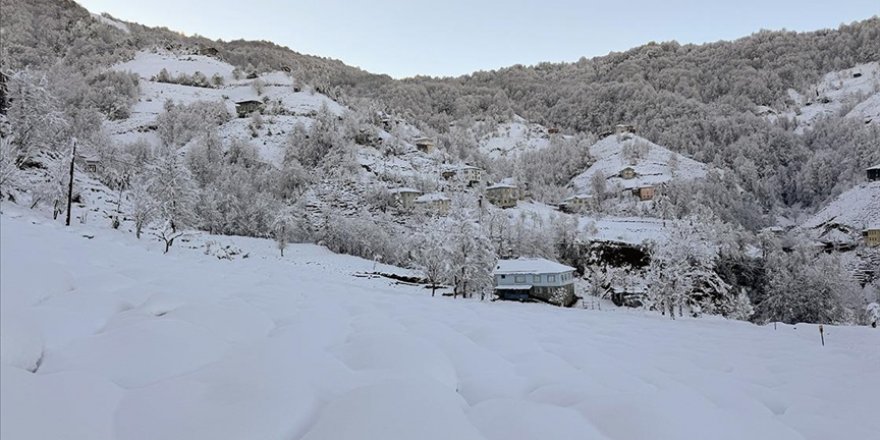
[
  {"left": 414, "top": 137, "right": 435, "bottom": 153},
  {"left": 235, "top": 100, "right": 264, "bottom": 118},
  {"left": 486, "top": 183, "right": 518, "bottom": 208},
  {"left": 414, "top": 193, "right": 450, "bottom": 214},
  {"left": 390, "top": 187, "right": 423, "bottom": 210},
  {"left": 560, "top": 194, "right": 592, "bottom": 212},
  {"left": 633, "top": 186, "right": 655, "bottom": 201},
  {"left": 864, "top": 227, "right": 880, "bottom": 247},
  {"left": 868, "top": 164, "right": 880, "bottom": 182},
  {"left": 619, "top": 167, "right": 637, "bottom": 180}
]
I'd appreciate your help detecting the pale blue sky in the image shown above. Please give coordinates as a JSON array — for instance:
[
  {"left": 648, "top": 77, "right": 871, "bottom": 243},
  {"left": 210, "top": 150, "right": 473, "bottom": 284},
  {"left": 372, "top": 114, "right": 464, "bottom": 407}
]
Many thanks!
[{"left": 79, "top": 0, "right": 878, "bottom": 78}]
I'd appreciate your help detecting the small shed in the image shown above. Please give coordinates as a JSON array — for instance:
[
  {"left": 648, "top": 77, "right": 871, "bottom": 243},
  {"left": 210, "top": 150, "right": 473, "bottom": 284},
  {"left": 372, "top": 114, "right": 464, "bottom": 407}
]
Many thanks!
[
  {"left": 77, "top": 153, "right": 102, "bottom": 173},
  {"left": 867, "top": 164, "right": 880, "bottom": 182},
  {"left": 414, "top": 193, "right": 451, "bottom": 214},
  {"left": 235, "top": 100, "right": 264, "bottom": 118},
  {"left": 389, "top": 187, "right": 423, "bottom": 210},
  {"left": 619, "top": 167, "right": 637, "bottom": 180},
  {"left": 493, "top": 258, "right": 577, "bottom": 306},
  {"left": 414, "top": 137, "right": 435, "bottom": 153},
  {"left": 864, "top": 227, "right": 880, "bottom": 247},
  {"left": 198, "top": 47, "right": 220, "bottom": 57},
  {"left": 486, "top": 183, "right": 518, "bottom": 208}
]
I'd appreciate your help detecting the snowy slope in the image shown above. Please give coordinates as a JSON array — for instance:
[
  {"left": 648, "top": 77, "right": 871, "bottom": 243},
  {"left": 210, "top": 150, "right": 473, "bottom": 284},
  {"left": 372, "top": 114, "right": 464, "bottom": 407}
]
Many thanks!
[
  {"left": 509, "top": 201, "right": 669, "bottom": 245},
  {"left": 571, "top": 135, "right": 708, "bottom": 194},
  {"left": 799, "top": 181, "right": 880, "bottom": 242},
  {"left": 107, "top": 51, "right": 346, "bottom": 162},
  {"left": 2, "top": 206, "right": 878, "bottom": 440},
  {"left": 781, "top": 62, "right": 880, "bottom": 131},
  {"left": 478, "top": 117, "right": 556, "bottom": 159}
]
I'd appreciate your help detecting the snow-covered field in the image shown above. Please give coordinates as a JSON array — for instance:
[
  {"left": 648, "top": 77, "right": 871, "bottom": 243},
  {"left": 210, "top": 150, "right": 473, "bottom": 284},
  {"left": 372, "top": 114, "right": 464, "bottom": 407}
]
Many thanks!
[{"left": 2, "top": 205, "right": 878, "bottom": 440}]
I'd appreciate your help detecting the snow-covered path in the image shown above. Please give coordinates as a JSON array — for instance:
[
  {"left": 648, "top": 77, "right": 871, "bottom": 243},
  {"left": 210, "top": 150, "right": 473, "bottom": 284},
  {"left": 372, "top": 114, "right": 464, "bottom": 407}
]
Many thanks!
[{"left": 1, "top": 209, "right": 878, "bottom": 440}]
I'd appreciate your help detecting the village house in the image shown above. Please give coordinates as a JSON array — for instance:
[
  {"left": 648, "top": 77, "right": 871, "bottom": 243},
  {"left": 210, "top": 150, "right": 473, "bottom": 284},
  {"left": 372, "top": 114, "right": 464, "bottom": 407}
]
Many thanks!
[
  {"left": 235, "top": 100, "right": 264, "bottom": 118},
  {"left": 560, "top": 194, "right": 592, "bottom": 212},
  {"left": 460, "top": 165, "right": 483, "bottom": 185},
  {"left": 493, "top": 258, "right": 577, "bottom": 306},
  {"left": 441, "top": 165, "right": 483, "bottom": 186},
  {"left": 633, "top": 186, "right": 655, "bottom": 201},
  {"left": 485, "top": 183, "right": 518, "bottom": 208},
  {"left": 414, "top": 193, "right": 451, "bottom": 214},
  {"left": 619, "top": 167, "right": 637, "bottom": 180},
  {"left": 389, "top": 187, "right": 422, "bottom": 210},
  {"left": 198, "top": 46, "right": 219, "bottom": 57},
  {"left": 414, "top": 137, "right": 435, "bottom": 153},
  {"left": 868, "top": 164, "right": 880, "bottom": 182},
  {"left": 615, "top": 124, "right": 636, "bottom": 135},
  {"left": 77, "top": 153, "right": 102, "bottom": 173},
  {"left": 864, "top": 226, "right": 880, "bottom": 247}
]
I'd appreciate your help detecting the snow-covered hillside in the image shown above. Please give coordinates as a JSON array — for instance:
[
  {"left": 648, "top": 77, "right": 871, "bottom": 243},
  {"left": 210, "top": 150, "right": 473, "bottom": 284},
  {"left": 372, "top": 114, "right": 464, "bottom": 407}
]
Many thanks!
[
  {"left": 2, "top": 206, "right": 878, "bottom": 440},
  {"left": 108, "top": 51, "right": 346, "bottom": 163},
  {"left": 799, "top": 181, "right": 880, "bottom": 244},
  {"left": 570, "top": 134, "right": 708, "bottom": 195},
  {"left": 781, "top": 62, "right": 880, "bottom": 131},
  {"left": 478, "top": 117, "right": 557, "bottom": 159}
]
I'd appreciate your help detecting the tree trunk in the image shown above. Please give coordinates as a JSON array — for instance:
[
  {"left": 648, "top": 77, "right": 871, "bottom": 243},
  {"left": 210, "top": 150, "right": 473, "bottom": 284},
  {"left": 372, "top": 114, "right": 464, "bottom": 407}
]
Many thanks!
[{"left": 65, "top": 139, "right": 76, "bottom": 226}]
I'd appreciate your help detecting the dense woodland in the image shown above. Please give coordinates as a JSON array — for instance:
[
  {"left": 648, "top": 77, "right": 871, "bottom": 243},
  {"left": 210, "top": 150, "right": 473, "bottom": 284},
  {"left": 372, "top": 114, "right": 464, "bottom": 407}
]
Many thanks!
[{"left": 1, "top": 0, "right": 878, "bottom": 325}]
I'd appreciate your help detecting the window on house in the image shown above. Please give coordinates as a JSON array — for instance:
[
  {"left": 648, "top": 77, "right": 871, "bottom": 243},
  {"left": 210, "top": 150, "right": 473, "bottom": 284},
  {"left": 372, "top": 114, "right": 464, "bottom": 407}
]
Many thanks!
[
  {"left": 548, "top": 274, "right": 557, "bottom": 282},
  {"left": 533, "top": 274, "right": 542, "bottom": 283},
  {"left": 514, "top": 275, "right": 526, "bottom": 284}
]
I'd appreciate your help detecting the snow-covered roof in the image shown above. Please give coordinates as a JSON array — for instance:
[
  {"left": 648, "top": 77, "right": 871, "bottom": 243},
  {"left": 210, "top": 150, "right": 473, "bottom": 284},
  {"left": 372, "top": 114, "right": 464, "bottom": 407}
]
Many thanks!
[
  {"left": 459, "top": 165, "right": 482, "bottom": 171},
  {"left": 867, "top": 164, "right": 880, "bottom": 171},
  {"left": 494, "top": 258, "right": 574, "bottom": 275},
  {"left": 563, "top": 194, "right": 591, "bottom": 202},
  {"left": 487, "top": 183, "right": 517, "bottom": 190},
  {"left": 493, "top": 285, "right": 533, "bottom": 290},
  {"left": 389, "top": 187, "right": 422, "bottom": 195},
  {"left": 415, "top": 193, "right": 449, "bottom": 203}
]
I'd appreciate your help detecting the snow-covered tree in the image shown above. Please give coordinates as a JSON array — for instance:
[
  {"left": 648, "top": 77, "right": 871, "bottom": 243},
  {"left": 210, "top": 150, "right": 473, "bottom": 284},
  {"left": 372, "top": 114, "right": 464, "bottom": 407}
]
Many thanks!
[
  {"left": 148, "top": 145, "right": 197, "bottom": 235},
  {"left": 271, "top": 206, "right": 298, "bottom": 257},
  {"left": 412, "top": 225, "right": 450, "bottom": 296},
  {"left": 129, "top": 178, "right": 155, "bottom": 239},
  {"left": 445, "top": 210, "right": 495, "bottom": 299}
]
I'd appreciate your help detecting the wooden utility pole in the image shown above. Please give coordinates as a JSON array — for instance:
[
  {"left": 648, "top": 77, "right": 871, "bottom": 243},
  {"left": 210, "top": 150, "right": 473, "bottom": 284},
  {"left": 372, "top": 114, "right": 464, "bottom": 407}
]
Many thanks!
[{"left": 65, "top": 138, "right": 76, "bottom": 226}]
